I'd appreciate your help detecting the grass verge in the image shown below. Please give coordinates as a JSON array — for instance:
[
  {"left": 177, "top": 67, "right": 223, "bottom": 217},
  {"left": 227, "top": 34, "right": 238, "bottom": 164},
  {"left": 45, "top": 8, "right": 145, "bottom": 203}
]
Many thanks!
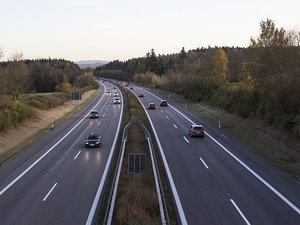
[
  {"left": 113, "top": 117, "right": 160, "bottom": 225},
  {"left": 152, "top": 88, "right": 300, "bottom": 181},
  {"left": 0, "top": 89, "right": 99, "bottom": 165}
]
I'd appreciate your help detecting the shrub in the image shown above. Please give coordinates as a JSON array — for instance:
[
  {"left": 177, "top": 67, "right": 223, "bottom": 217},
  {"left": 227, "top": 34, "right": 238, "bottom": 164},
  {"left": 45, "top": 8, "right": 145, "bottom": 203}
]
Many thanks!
[{"left": 0, "top": 102, "right": 34, "bottom": 132}]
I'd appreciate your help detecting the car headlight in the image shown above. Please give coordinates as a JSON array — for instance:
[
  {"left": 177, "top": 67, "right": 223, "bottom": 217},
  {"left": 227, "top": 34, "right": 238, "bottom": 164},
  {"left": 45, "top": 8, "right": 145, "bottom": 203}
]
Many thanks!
[{"left": 96, "top": 141, "right": 99, "bottom": 144}]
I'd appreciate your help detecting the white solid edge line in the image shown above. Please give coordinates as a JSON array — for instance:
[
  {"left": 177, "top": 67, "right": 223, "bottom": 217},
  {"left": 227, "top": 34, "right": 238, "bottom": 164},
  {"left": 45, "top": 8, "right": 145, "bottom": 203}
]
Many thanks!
[
  {"left": 43, "top": 183, "right": 58, "bottom": 202},
  {"left": 0, "top": 84, "right": 106, "bottom": 197},
  {"left": 106, "top": 137, "right": 128, "bottom": 224},
  {"left": 142, "top": 88, "right": 300, "bottom": 215},
  {"left": 133, "top": 89, "right": 188, "bottom": 225},
  {"left": 230, "top": 199, "right": 251, "bottom": 225},
  {"left": 85, "top": 85, "right": 124, "bottom": 225},
  {"left": 199, "top": 157, "right": 209, "bottom": 169}
]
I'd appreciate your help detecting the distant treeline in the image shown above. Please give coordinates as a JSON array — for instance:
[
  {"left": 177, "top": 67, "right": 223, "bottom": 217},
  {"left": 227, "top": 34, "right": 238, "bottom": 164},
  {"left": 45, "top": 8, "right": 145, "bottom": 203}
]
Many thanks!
[
  {"left": 0, "top": 57, "right": 98, "bottom": 131},
  {"left": 94, "top": 19, "right": 300, "bottom": 137}
]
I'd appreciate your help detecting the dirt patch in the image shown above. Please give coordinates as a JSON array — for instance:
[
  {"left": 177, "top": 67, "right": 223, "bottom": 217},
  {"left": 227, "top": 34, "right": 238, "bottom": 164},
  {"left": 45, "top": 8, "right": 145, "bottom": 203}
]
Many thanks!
[{"left": 0, "top": 90, "right": 97, "bottom": 159}]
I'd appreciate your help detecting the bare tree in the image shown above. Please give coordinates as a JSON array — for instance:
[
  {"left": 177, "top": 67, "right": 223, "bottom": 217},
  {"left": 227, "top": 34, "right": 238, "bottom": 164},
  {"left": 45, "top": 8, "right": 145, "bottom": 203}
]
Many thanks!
[
  {"left": 0, "top": 48, "right": 3, "bottom": 60},
  {"left": 4, "top": 52, "right": 30, "bottom": 101}
]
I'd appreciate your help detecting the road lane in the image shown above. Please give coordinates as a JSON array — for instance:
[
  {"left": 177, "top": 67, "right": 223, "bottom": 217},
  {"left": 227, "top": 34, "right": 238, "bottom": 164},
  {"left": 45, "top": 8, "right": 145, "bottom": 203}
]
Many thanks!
[
  {"left": 0, "top": 82, "right": 123, "bottom": 225},
  {"left": 132, "top": 86, "right": 300, "bottom": 225}
]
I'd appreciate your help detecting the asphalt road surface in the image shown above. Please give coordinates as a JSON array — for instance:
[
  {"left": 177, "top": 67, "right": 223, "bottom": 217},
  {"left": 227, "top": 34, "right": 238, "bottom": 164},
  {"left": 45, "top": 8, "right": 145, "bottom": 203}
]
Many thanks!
[
  {"left": 0, "top": 82, "right": 123, "bottom": 225},
  {"left": 131, "top": 86, "right": 300, "bottom": 225}
]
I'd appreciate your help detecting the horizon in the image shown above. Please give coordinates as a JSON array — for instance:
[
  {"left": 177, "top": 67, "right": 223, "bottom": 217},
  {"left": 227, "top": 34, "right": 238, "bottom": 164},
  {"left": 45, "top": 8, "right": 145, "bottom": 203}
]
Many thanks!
[{"left": 1, "top": 0, "right": 300, "bottom": 62}]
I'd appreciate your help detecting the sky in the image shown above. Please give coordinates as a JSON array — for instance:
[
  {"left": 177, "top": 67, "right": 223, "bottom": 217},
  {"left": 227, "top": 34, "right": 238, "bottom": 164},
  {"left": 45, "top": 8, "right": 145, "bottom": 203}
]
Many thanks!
[{"left": 1, "top": 0, "right": 300, "bottom": 62}]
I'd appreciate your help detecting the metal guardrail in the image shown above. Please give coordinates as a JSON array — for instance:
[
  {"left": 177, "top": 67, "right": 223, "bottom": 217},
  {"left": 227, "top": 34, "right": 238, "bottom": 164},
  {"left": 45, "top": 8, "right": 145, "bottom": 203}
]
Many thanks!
[
  {"left": 103, "top": 119, "right": 132, "bottom": 225},
  {"left": 139, "top": 121, "right": 170, "bottom": 225},
  {"left": 103, "top": 118, "right": 170, "bottom": 225}
]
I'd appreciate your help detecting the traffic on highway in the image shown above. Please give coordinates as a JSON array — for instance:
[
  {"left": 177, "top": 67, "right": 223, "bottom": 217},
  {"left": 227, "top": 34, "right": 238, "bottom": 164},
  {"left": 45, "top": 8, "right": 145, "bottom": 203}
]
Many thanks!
[{"left": 0, "top": 81, "right": 299, "bottom": 225}]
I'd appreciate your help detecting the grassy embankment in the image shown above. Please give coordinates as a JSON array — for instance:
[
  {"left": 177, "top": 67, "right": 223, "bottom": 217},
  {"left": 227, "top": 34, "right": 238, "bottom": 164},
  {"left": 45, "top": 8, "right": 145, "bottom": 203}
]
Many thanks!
[
  {"left": 98, "top": 87, "right": 177, "bottom": 225},
  {"left": 0, "top": 89, "right": 98, "bottom": 164},
  {"left": 153, "top": 88, "right": 300, "bottom": 181}
]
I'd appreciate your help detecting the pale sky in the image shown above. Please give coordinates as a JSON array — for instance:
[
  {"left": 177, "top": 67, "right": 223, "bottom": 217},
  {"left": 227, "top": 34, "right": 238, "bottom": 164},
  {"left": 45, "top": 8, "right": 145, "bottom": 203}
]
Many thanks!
[{"left": 1, "top": 0, "right": 299, "bottom": 61}]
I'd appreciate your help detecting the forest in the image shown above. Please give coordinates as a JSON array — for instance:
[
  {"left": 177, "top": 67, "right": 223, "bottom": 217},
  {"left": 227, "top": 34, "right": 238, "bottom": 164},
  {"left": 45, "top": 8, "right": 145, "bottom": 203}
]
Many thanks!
[
  {"left": 94, "top": 19, "right": 300, "bottom": 138},
  {"left": 0, "top": 56, "right": 97, "bottom": 131}
]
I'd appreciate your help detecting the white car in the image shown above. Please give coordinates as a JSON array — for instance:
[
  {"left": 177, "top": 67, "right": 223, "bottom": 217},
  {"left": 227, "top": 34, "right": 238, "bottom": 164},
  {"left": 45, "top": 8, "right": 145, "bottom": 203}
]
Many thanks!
[{"left": 113, "top": 98, "right": 121, "bottom": 104}]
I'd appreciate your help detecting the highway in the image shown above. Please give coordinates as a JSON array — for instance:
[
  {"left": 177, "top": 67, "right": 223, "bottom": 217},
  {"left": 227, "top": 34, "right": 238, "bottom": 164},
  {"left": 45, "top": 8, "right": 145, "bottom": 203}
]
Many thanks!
[
  {"left": 0, "top": 82, "right": 123, "bottom": 225},
  {"left": 130, "top": 86, "right": 300, "bottom": 225}
]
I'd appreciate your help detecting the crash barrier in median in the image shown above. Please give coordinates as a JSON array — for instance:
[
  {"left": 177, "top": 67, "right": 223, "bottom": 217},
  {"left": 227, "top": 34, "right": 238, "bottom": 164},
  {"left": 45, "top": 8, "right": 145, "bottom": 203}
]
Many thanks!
[{"left": 103, "top": 118, "right": 170, "bottom": 225}]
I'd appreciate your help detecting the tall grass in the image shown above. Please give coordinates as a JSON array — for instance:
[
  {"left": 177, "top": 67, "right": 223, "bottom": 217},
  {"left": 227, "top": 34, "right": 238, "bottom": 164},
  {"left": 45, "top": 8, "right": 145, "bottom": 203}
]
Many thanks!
[{"left": 0, "top": 92, "right": 70, "bottom": 132}]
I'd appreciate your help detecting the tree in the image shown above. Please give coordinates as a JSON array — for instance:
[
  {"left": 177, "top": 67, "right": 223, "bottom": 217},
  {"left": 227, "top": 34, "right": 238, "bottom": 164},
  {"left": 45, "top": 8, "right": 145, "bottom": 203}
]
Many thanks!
[
  {"left": 212, "top": 48, "right": 228, "bottom": 84},
  {"left": 55, "top": 74, "right": 73, "bottom": 94},
  {"left": 3, "top": 52, "right": 30, "bottom": 101},
  {"left": 250, "top": 18, "right": 289, "bottom": 47},
  {"left": 179, "top": 47, "right": 187, "bottom": 60}
]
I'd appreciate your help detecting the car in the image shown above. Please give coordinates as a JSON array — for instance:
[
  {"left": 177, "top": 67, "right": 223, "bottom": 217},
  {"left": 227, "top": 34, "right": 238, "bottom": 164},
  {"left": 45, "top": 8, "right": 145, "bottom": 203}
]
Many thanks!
[
  {"left": 148, "top": 102, "right": 155, "bottom": 109},
  {"left": 113, "top": 93, "right": 119, "bottom": 97},
  {"left": 130, "top": 86, "right": 133, "bottom": 90},
  {"left": 106, "top": 88, "right": 111, "bottom": 93},
  {"left": 138, "top": 93, "right": 144, "bottom": 97},
  {"left": 160, "top": 100, "right": 168, "bottom": 106},
  {"left": 85, "top": 133, "right": 101, "bottom": 148},
  {"left": 189, "top": 125, "right": 205, "bottom": 138},
  {"left": 89, "top": 110, "right": 99, "bottom": 118},
  {"left": 114, "top": 97, "right": 121, "bottom": 104}
]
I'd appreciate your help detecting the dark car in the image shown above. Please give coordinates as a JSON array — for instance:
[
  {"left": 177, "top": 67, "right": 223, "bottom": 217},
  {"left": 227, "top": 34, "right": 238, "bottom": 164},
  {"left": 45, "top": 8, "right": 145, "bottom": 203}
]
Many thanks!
[
  {"left": 189, "top": 125, "right": 205, "bottom": 138},
  {"left": 85, "top": 133, "right": 101, "bottom": 148},
  {"left": 160, "top": 100, "right": 168, "bottom": 106},
  {"left": 138, "top": 93, "right": 144, "bottom": 97},
  {"left": 148, "top": 102, "right": 155, "bottom": 109},
  {"left": 90, "top": 110, "right": 99, "bottom": 118}
]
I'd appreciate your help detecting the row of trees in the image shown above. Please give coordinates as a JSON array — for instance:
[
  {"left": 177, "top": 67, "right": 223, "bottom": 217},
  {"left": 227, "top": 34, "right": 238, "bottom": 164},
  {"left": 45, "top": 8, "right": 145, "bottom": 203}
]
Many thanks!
[
  {"left": 94, "top": 19, "right": 300, "bottom": 137},
  {"left": 0, "top": 55, "right": 97, "bottom": 102},
  {"left": 0, "top": 53, "right": 98, "bottom": 131}
]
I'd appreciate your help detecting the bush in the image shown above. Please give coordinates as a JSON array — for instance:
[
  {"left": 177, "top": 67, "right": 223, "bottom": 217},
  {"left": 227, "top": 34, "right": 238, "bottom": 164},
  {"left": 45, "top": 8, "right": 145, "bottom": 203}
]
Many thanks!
[
  {"left": 292, "top": 114, "right": 300, "bottom": 137},
  {"left": 0, "top": 102, "right": 34, "bottom": 132},
  {"left": 23, "top": 93, "right": 69, "bottom": 110}
]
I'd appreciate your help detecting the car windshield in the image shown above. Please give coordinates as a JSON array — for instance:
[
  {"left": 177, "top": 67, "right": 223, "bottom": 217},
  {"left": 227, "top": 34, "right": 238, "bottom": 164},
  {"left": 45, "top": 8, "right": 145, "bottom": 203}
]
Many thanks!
[
  {"left": 88, "top": 135, "right": 98, "bottom": 140},
  {"left": 193, "top": 126, "right": 203, "bottom": 130}
]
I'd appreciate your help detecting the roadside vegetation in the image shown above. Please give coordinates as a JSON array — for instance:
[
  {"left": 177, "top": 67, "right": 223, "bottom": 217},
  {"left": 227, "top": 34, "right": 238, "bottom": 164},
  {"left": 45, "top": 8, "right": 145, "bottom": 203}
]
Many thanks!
[
  {"left": 94, "top": 19, "right": 300, "bottom": 180},
  {"left": 114, "top": 117, "right": 160, "bottom": 225},
  {"left": 0, "top": 54, "right": 98, "bottom": 132},
  {"left": 94, "top": 19, "right": 300, "bottom": 139}
]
